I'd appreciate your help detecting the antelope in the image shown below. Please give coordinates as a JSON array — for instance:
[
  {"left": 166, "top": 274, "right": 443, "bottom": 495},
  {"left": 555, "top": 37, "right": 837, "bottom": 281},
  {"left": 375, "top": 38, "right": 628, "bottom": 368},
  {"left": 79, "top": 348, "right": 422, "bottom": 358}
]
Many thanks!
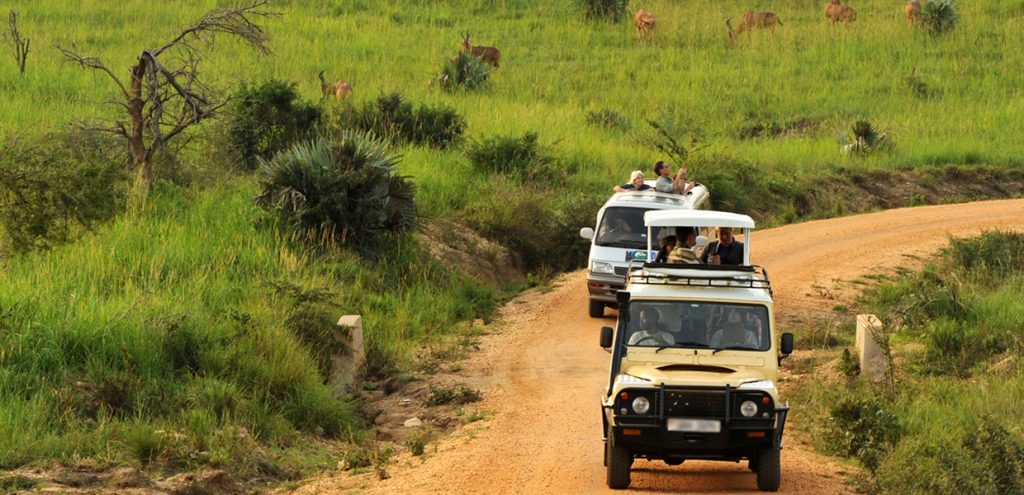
[
  {"left": 635, "top": 10, "right": 656, "bottom": 41},
  {"left": 906, "top": 0, "right": 921, "bottom": 26},
  {"left": 824, "top": 0, "right": 857, "bottom": 24},
  {"left": 726, "top": 11, "right": 782, "bottom": 44},
  {"left": 318, "top": 71, "right": 352, "bottom": 101},
  {"left": 461, "top": 31, "right": 501, "bottom": 68}
]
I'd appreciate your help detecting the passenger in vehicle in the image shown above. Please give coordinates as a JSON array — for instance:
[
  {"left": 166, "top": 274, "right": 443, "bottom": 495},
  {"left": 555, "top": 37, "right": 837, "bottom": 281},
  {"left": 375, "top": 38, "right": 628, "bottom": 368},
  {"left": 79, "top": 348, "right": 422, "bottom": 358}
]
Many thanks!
[
  {"left": 653, "top": 161, "right": 674, "bottom": 193},
  {"left": 655, "top": 235, "right": 677, "bottom": 263},
  {"left": 700, "top": 227, "right": 744, "bottom": 265},
  {"left": 709, "top": 310, "right": 759, "bottom": 348},
  {"left": 674, "top": 167, "right": 695, "bottom": 195},
  {"left": 628, "top": 308, "right": 675, "bottom": 346},
  {"left": 613, "top": 170, "right": 653, "bottom": 192},
  {"left": 597, "top": 216, "right": 632, "bottom": 242},
  {"left": 668, "top": 227, "right": 699, "bottom": 264}
]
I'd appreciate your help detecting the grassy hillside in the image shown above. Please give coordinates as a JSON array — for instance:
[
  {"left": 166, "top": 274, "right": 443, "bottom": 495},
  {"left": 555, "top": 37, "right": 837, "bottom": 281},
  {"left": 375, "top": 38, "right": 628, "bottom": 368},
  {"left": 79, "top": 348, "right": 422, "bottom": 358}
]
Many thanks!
[
  {"left": 2, "top": 0, "right": 1023, "bottom": 220},
  {"left": 0, "top": 182, "right": 501, "bottom": 476}
]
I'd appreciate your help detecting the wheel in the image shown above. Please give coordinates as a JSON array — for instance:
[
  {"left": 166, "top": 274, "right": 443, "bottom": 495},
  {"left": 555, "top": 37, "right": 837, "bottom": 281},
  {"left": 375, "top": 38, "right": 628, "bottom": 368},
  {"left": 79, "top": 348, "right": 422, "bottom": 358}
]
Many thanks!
[
  {"left": 589, "top": 300, "right": 604, "bottom": 318},
  {"left": 664, "top": 457, "right": 684, "bottom": 466},
  {"left": 606, "top": 425, "right": 632, "bottom": 489},
  {"left": 755, "top": 447, "right": 781, "bottom": 492}
]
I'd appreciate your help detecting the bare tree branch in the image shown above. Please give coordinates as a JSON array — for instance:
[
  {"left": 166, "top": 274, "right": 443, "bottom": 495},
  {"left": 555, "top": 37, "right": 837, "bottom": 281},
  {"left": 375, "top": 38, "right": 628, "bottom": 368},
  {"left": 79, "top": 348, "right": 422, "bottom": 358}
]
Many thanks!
[
  {"left": 56, "top": 45, "right": 129, "bottom": 98},
  {"left": 152, "top": 0, "right": 274, "bottom": 57}
]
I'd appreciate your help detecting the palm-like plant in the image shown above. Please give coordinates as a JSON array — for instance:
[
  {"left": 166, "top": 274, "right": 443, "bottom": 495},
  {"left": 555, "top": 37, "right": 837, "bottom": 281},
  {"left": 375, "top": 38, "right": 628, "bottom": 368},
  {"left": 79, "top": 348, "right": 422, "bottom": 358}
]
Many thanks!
[
  {"left": 437, "top": 52, "right": 490, "bottom": 92},
  {"left": 840, "top": 120, "right": 892, "bottom": 156},
  {"left": 919, "top": 0, "right": 959, "bottom": 35},
  {"left": 255, "top": 131, "right": 417, "bottom": 254}
]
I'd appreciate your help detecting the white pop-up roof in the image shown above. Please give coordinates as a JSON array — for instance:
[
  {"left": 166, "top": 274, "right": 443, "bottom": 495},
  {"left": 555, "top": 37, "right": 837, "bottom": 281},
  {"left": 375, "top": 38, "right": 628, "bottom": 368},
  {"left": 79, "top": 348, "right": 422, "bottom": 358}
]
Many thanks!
[{"left": 643, "top": 210, "right": 755, "bottom": 265}]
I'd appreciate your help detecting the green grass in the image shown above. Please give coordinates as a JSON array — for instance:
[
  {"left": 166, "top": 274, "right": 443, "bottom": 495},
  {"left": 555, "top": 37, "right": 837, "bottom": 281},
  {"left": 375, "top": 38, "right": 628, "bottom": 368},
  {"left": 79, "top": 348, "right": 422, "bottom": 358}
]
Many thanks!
[
  {"left": 0, "top": 181, "right": 506, "bottom": 476},
  {"left": 2, "top": 0, "right": 1023, "bottom": 216}
]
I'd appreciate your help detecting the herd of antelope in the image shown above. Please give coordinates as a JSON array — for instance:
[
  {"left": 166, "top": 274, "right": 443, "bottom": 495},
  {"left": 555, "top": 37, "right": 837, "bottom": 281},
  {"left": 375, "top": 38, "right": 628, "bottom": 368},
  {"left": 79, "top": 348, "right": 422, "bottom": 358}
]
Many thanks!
[
  {"left": 631, "top": 0, "right": 926, "bottom": 45},
  {"left": 318, "top": 0, "right": 926, "bottom": 98}
]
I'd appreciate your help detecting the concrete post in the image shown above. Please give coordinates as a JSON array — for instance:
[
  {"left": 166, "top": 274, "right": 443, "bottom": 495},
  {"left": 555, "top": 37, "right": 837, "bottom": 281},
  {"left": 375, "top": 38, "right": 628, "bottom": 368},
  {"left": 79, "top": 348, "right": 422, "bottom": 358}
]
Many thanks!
[
  {"left": 856, "top": 314, "right": 887, "bottom": 381},
  {"left": 331, "top": 315, "right": 365, "bottom": 392}
]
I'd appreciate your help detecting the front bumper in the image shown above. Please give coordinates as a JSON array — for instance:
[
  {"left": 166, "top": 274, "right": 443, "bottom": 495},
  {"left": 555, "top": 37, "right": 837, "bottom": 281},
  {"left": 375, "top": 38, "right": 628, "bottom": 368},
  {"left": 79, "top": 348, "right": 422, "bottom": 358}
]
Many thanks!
[{"left": 587, "top": 272, "right": 626, "bottom": 303}]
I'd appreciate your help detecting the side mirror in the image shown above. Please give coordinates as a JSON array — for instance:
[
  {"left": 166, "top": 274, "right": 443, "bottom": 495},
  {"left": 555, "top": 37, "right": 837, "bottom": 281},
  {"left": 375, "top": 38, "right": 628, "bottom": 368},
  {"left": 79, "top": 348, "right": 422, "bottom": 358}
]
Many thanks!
[
  {"left": 580, "top": 227, "right": 594, "bottom": 240},
  {"left": 779, "top": 332, "right": 794, "bottom": 361},
  {"left": 600, "top": 326, "right": 614, "bottom": 348}
]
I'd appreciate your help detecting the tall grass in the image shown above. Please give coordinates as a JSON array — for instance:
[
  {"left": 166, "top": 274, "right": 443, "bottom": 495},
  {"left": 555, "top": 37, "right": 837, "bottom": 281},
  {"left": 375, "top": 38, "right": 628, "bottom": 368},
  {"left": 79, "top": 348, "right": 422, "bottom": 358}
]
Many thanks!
[{"left": 0, "top": 181, "right": 505, "bottom": 474}]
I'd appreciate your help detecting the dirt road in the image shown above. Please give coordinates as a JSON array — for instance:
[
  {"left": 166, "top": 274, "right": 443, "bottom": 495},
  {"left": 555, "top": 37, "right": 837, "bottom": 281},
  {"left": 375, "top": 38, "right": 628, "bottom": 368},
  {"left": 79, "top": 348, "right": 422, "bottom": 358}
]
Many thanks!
[{"left": 295, "top": 199, "right": 1024, "bottom": 495}]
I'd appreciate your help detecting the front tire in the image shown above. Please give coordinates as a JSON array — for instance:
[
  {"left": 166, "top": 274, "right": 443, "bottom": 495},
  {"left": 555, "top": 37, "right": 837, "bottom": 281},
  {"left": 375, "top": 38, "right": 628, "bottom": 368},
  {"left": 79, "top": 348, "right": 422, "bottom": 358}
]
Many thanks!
[
  {"left": 755, "top": 447, "right": 781, "bottom": 492},
  {"left": 589, "top": 300, "right": 604, "bottom": 318},
  {"left": 606, "top": 426, "right": 632, "bottom": 489}
]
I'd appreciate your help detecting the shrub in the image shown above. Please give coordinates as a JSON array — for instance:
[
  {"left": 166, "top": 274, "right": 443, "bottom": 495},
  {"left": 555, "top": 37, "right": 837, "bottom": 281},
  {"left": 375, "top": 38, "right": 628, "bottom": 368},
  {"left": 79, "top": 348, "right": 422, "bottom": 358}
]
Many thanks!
[
  {"left": 463, "top": 186, "right": 557, "bottom": 270},
  {"left": 255, "top": 132, "right": 418, "bottom": 255},
  {"left": 826, "top": 395, "right": 901, "bottom": 471},
  {"left": 222, "top": 80, "right": 321, "bottom": 171},
  {"left": 585, "top": 108, "right": 630, "bottom": 131},
  {"left": 945, "top": 230, "right": 1024, "bottom": 281},
  {"left": 840, "top": 120, "right": 893, "bottom": 156},
  {"left": 425, "top": 386, "right": 482, "bottom": 406},
  {"left": 437, "top": 52, "right": 490, "bottom": 92},
  {"left": 919, "top": 0, "right": 959, "bottom": 35},
  {"left": 576, "top": 0, "right": 630, "bottom": 21},
  {"left": 329, "top": 92, "right": 465, "bottom": 149},
  {"left": 0, "top": 130, "right": 126, "bottom": 254},
  {"left": 466, "top": 132, "right": 551, "bottom": 183}
]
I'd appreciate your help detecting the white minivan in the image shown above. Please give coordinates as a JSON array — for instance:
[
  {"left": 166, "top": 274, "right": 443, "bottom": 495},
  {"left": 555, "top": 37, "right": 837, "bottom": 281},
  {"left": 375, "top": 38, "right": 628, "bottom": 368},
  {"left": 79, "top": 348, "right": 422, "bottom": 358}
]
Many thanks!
[{"left": 579, "top": 184, "right": 710, "bottom": 318}]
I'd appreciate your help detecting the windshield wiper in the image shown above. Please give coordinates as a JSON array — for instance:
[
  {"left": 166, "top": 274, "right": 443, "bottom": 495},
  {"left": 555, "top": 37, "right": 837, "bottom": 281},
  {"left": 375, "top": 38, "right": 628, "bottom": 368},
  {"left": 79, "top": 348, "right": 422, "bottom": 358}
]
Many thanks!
[
  {"left": 656, "top": 341, "right": 710, "bottom": 353},
  {"left": 712, "top": 345, "right": 759, "bottom": 355}
]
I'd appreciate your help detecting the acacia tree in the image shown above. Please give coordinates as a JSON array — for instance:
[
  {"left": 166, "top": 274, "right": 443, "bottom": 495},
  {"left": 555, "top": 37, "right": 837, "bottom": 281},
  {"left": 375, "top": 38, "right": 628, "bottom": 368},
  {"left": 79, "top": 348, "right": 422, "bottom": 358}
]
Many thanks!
[{"left": 58, "top": 2, "right": 273, "bottom": 207}]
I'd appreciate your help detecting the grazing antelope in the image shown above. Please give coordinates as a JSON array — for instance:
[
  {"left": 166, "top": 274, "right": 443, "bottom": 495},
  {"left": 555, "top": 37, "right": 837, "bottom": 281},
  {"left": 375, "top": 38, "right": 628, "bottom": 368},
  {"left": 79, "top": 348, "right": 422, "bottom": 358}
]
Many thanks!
[
  {"left": 461, "top": 31, "right": 501, "bottom": 68},
  {"left": 906, "top": 0, "right": 921, "bottom": 26},
  {"left": 635, "top": 10, "right": 656, "bottom": 41},
  {"left": 726, "top": 11, "right": 782, "bottom": 44},
  {"left": 318, "top": 71, "right": 352, "bottom": 101},
  {"left": 824, "top": 0, "right": 857, "bottom": 24}
]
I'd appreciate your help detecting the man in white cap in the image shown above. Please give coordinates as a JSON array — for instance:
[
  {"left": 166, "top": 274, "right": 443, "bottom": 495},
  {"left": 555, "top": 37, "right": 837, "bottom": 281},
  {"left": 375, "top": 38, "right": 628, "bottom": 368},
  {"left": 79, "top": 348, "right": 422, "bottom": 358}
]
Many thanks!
[{"left": 613, "top": 170, "right": 653, "bottom": 192}]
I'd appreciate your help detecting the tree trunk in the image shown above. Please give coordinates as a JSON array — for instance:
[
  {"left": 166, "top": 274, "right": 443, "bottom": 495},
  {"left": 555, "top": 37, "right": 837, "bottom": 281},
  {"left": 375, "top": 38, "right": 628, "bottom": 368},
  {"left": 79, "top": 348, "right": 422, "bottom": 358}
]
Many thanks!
[{"left": 126, "top": 61, "right": 150, "bottom": 213}]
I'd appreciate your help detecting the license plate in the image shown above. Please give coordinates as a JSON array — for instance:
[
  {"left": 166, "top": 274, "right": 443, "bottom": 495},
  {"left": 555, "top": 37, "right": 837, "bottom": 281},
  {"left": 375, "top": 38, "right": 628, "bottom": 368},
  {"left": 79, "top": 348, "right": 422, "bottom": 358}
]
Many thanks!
[{"left": 667, "top": 418, "right": 721, "bottom": 433}]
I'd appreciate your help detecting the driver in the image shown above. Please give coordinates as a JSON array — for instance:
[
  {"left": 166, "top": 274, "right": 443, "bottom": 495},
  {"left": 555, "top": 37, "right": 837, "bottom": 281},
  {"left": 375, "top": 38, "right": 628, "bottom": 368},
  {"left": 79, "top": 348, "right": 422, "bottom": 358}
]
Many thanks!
[{"left": 627, "top": 308, "right": 675, "bottom": 346}]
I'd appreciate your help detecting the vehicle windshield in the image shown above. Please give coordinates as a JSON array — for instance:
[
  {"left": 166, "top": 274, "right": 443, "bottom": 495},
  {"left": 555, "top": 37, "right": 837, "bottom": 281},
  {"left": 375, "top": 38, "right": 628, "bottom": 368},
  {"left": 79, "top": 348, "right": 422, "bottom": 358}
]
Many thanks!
[
  {"left": 596, "top": 207, "right": 663, "bottom": 249},
  {"left": 623, "top": 301, "right": 770, "bottom": 352}
]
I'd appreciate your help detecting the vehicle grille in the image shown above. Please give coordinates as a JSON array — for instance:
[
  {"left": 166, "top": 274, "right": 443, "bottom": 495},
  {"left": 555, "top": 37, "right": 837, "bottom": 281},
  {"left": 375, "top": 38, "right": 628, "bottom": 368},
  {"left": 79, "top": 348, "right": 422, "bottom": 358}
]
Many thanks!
[
  {"left": 663, "top": 390, "right": 726, "bottom": 417},
  {"left": 614, "top": 266, "right": 629, "bottom": 276}
]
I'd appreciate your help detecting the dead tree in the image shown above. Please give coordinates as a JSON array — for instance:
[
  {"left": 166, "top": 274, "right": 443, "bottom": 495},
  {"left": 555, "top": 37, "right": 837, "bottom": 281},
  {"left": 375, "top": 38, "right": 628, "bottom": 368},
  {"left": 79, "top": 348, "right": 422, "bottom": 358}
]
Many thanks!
[
  {"left": 58, "top": 1, "right": 273, "bottom": 207},
  {"left": 5, "top": 11, "right": 30, "bottom": 75}
]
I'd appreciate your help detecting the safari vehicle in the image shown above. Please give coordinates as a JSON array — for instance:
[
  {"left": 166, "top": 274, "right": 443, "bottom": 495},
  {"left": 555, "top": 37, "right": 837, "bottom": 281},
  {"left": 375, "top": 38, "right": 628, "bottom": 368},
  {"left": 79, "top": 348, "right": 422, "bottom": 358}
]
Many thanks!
[
  {"left": 580, "top": 184, "right": 710, "bottom": 318},
  {"left": 598, "top": 210, "right": 794, "bottom": 491}
]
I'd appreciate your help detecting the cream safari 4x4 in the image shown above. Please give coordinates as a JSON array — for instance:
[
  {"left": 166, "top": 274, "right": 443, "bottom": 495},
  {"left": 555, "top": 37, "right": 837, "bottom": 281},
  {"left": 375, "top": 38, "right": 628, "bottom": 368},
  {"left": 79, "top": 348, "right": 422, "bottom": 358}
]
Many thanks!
[{"left": 598, "top": 210, "right": 794, "bottom": 491}]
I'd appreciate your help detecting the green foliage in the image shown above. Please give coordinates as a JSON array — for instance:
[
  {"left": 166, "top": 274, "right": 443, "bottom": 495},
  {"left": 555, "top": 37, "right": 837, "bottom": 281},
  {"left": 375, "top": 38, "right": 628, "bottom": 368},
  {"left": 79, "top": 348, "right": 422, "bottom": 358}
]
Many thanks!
[
  {"left": 838, "top": 348, "right": 859, "bottom": 378},
  {"left": 0, "top": 475, "right": 37, "bottom": 491},
  {"left": 575, "top": 0, "right": 629, "bottom": 21},
  {"left": 585, "top": 108, "right": 629, "bottom": 132},
  {"left": 826, "top": 395, "right": 901, "bottom": 471},
  {"left": 437, "top": 52, "right": 490, "bottom": 92},
  {"left": 875, "top": 418, "right": 1024, "bottom": 495},
  {"left": 329, "top": 92, "right": 465, "bottom": 149},
  {"left": 919, "top": 0, "right": 959, "bottom": 35},
  {"left": 466, "top": 132, "right": 550, "bottom": 182},
  {"left": 0, "top": 130, "right": 126, "bottom": 254},
  {"left": 425, "top": 386, "right": 482, "bottom": 406},
  {"left": 840, "top": 120, "right": 893, "bottom": 156},
  {"left": 125, "top": 424, "right": 165, "bottom": 465},
  {"left": 404, "top": 429, "right": 430, "bottom": 456},
  {"left": 945, "top": 230, "right": 1024, "bottom": 281},
  {"left": 255, "top": 132, "right": 417, "bottom": 255},
  {"left": 223, "top": 80, "right": 321, "bottom": 171}
]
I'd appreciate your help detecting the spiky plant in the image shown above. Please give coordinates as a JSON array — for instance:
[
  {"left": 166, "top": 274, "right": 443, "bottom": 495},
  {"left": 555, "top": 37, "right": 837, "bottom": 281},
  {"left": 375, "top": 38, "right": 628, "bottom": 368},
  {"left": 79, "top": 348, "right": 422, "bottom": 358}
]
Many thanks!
[
  {"left": 437, "top": 52, "right": 490, "bottom": 92},
  {"left": 840, "top": 120, "right": 892, "bottom": 156},
  {"left": 575, "top": 0, "right": 630, "bottom": 22},
  {"left": 255, "top": 131, "right": 417, "bottom": 254},
  {"left": 919, "top": 0, "right": 959, "bottom": 35}
]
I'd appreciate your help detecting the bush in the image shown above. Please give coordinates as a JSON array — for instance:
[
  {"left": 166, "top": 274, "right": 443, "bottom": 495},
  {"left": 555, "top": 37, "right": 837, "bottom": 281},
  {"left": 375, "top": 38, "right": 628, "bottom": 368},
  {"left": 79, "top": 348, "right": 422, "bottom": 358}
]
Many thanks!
[
  {"left": 329, "top": 92, "right": 465, "bottom": 149},
  {"left": 826, "top": 395, "right": 901, "bottom": 471},
  {"left": 437, "top": 52, "right": 490, "bottom": 92},
  {"left": 945, "top": 230, "right": 1024, "bottom": 281},
  {"left": 466, "top": 132, "right": 551, "bottom": 182},
  {"left": 576, "top": 0, "right": 629, "bottom": 21},
  {"left": 463, "top": 186, "right": 556, "bottom": 270},
  {"left": 919, "top": 0, "right": 959, "bottom": 35},
  {"left": 840, "top": 120, "right": 893, "bottom": 156},
  {"left": 585, "top": 108, "right": 630, "bottom": 131},
  {"left": 875, "top": 419, "right": 1024, "bottom": 494},
  {"left": 0, "top": 130, "right": 127, "bottom": 254},
  {"left": 255, "top": 132, "right": 418, "bottom": 255},
  {"left": 223, "top": 80, "right": 321, "bottom": 171}
]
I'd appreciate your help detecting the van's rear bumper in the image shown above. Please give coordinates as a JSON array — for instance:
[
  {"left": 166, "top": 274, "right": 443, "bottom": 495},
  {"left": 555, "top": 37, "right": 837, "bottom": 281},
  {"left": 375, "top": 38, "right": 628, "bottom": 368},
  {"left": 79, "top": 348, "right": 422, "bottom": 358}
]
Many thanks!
[{"left": 587, "top": 272, "right": 626, "bottom": 303}]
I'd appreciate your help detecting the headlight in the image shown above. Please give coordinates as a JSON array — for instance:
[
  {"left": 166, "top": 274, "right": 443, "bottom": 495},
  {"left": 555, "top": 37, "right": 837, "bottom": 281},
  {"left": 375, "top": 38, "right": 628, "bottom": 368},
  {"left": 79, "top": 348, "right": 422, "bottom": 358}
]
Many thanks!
[
  {"left": 591, "top": 261, "right": 614, "bottom": 275},
  {"left": 740, "top": 400, "right": 758, "bottom": 417},
  {"left": 632, "top": 396, "right": 651, "bottom": 415}
]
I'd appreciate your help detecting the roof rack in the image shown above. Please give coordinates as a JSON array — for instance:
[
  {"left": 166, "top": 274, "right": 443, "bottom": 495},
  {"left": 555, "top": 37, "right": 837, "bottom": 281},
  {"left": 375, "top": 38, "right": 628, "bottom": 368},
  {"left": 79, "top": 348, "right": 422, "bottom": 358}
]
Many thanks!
[{"left": 625, "top": 263, "right": 773, "bottom": 296}]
